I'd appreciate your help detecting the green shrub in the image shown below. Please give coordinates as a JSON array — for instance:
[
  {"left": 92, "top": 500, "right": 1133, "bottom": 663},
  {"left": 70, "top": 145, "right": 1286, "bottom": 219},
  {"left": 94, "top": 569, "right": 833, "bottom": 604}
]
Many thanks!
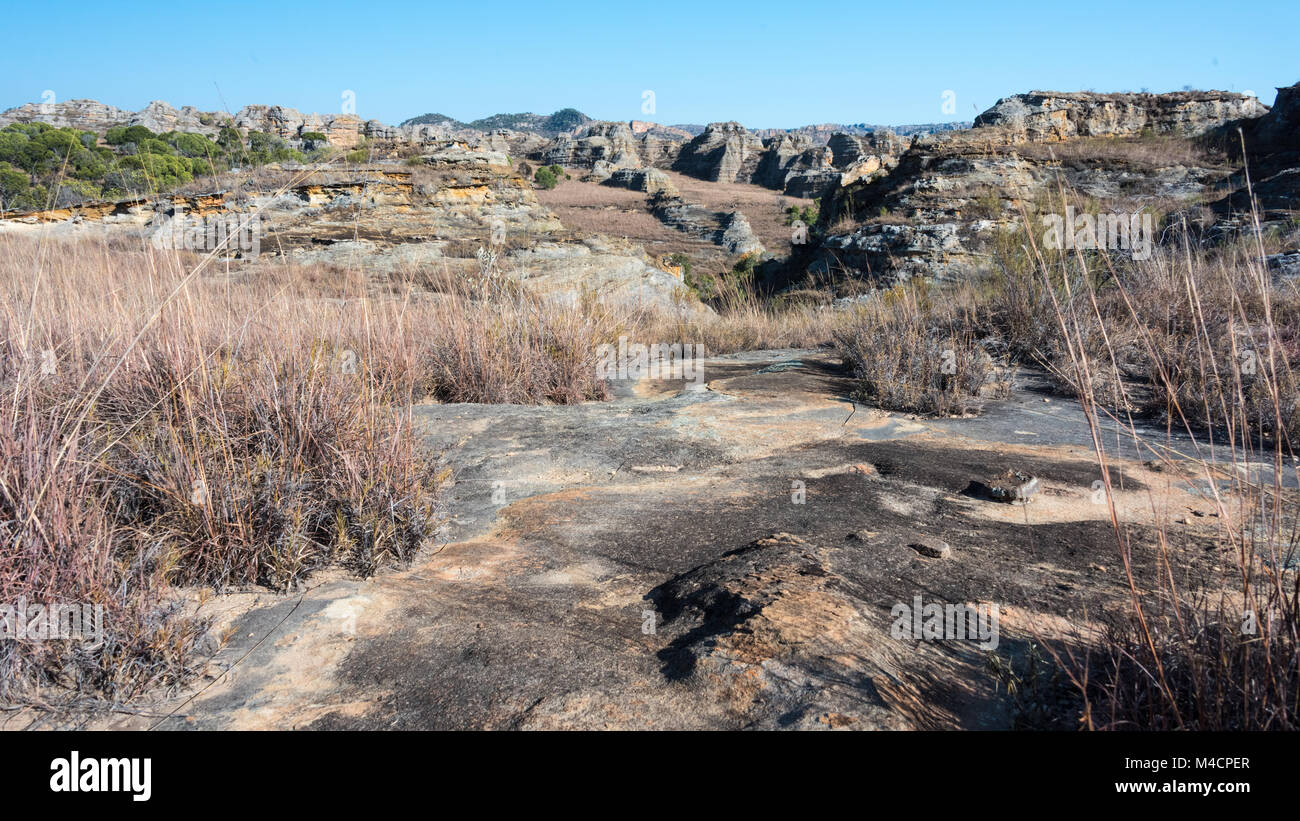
[
  {"left": 104, "top": 124, "right": 156, "bottom": 146},
  {"left": 137, "top": 138, "right": 176, "bottom": 156},
  {"left": 216, "top": 126, "right": 243, "bottom": 150},
  {"left": 0, "top": 162, "right": 30, "bottom": 210},
  {"left": 533, "top": 166, "right": 558, "bottom": 189},
  {"left": 168, "top": 132, "right": 220, "bottom": 158},
  {"left": 119, "top": 152, "right": 193, "bottom": 189}
]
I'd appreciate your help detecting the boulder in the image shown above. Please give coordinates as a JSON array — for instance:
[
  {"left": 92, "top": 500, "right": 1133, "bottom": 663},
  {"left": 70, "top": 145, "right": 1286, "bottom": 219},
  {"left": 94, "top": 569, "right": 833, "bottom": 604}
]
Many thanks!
[{"left": 604, "top": 168, "right": 679, "bottom": 197}]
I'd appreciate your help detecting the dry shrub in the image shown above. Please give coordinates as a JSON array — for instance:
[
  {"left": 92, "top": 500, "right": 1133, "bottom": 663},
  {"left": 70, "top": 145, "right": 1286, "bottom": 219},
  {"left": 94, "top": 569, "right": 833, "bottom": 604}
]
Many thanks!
[{"left": 834, "top": 284, "right": 994, "bottom": 415}]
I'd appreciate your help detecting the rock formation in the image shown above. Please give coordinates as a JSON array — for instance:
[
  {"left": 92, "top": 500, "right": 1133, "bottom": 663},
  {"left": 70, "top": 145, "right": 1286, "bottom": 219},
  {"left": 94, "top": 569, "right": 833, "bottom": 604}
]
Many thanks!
[
  {"left": 542, "top": 121, "right": 643, "bottom": 170},
  {"left": 805, "top": 89, "right": 1273, "bottom": 287},
  {"left": 648, "top": 192, "right": 764, "bottom": 255},
  {"left": 0, "top": 98, "right": 379, "bottom": 149},
  {"left": 0, "top": 140, "right": 699, "bottom": 313},
  {"left": 0, "top": 98, "right": 221, "bottom": 136},
  {"left": 673, "top": 122, "right": 766, "bottom": 183},
  {"left": 973, "top": 90, "right": 1268, "bottom": 141},
  {"left": 1207, "top": 81, "right": 1300, "bottom": 231},
  {"left": 603, "top": 168, "right": 679, "bottom": 197}
]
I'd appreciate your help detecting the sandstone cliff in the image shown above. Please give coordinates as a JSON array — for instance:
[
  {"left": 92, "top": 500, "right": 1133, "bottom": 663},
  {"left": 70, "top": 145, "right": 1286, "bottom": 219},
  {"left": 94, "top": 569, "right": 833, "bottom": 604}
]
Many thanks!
[
  {"left": 973, "top": 90, "right": 1267, "bottom": 141},
  {"left": 805, "top": 89, "right": 1272, "bottom": 287}
]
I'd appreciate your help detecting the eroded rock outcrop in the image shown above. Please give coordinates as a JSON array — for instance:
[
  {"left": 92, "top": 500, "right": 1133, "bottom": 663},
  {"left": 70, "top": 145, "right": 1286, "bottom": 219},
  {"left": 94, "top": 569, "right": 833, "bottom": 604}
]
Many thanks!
[
  {"left": 0, "top": 98, "right": 222, "bottom": 136},
  {"left": 753, "top": 133, "right": 819, "bottom": 189},
  {"left": 0, "top": 142, "right": 699, "bottom": 313},
  {"left": 666, "top": 122, "right": 904, "bottom": 198},
  {"left": 542, "top": 121, "right": 644, "bottom": 170},
  {"left": 1205, "top": 81, "right": 1300, "bottom": 235},
  {"left": 0, "top": 98, "right": 388, "bottom": 149},
  {"left": 603, "top": 168, "right": 679, "bottom": 197},
  {"left": 673, "top": 122, "right": 766, "bottom": 183},
  {"left": 973, "top": 90, "right": 1268, "bottom": 141},
  {"left": 649, "top": 192, "right": 764, "bottom": 256},
  {"left": 805, "top": 89, "right": 1269, "bottom": 287}
]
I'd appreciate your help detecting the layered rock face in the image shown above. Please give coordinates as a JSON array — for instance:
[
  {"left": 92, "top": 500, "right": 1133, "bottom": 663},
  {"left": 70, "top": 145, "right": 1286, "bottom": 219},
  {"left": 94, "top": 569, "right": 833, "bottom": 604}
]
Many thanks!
[
  {"left": 753, "top": 133, "right": 819, "bottom": 189},
  {"left": 0, "top": 141, "right": 698, "bottom": 313},
  {"left": 973, "top": 90, "right": 1268, "bottom": 141},
  {"left": 807, "top": 89, "right": 1272, "bottom": 287},
  {"left": 0, "top": 98, "right": 388, "bottom": 148},
  {"left": 673, "top": 122, "right": 766, "bottom": 183},
  {"left": 1248, "top": 83, "right": 1300, "bottom": 154},
  {"left": 663, "top": 121, "right": 903, "bottom": 198},
  {"left": 526, "top": 122, "right": 697, "bottom": 176},
  {"left": 828, "top": 131, "right": 905, "bottom": 167},
  {"left": 542, "top": 121, "right": 643, "bottom": 169},
  {"left": 0, "top": 99, "right": 221, "bottom": 135},
  {"left": 231, "top": 105, "right": 379, "bottom": 148},
  {"left": 603, "top": 168, "right": 679, "bottom": 197},
  {"left": 629, "top": 120, "right": 696, "bottom": 140},
  {"left": 1209, "top": 81, "right": 1300, "bottom": 230},
  {"left": 649, "top": 192, "right": 764, "bottom": 256}
]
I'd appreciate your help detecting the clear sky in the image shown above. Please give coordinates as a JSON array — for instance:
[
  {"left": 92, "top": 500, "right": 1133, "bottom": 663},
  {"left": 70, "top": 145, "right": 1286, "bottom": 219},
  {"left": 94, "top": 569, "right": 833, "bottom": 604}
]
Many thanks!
[{"left": 2, "top": 0, "right": 1295, "bottom": 129}]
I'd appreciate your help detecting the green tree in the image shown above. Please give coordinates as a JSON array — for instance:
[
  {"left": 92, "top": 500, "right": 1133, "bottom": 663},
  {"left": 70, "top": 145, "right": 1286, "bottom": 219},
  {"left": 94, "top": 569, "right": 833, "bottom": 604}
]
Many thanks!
[
  {"left": 168, "top": 132, "right": 220, "bottom": 158},
  {"left": 0, "top": 162, "right": 30, "bottom": 211},
  {"left": 533, "top": 166, "right": 558, "bottom": 189},
  {"left": 216, "top": 126, "right": 243, "bottom": 151},
  {"left": 104, "top": 124, "right": 156, "bottom": 146}
]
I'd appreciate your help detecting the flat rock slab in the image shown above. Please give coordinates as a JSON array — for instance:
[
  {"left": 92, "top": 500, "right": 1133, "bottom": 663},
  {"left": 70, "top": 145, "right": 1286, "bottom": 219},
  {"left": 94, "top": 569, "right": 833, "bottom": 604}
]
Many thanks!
[{"left": 65, "top": 350, "right": 1234, "bottom": 731}]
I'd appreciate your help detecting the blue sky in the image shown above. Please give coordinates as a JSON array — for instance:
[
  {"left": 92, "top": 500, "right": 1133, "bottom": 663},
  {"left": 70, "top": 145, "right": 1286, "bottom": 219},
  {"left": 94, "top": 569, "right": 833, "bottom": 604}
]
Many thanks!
[{"left": 2, "top": 0, "right": 1295, "bottom": 129}]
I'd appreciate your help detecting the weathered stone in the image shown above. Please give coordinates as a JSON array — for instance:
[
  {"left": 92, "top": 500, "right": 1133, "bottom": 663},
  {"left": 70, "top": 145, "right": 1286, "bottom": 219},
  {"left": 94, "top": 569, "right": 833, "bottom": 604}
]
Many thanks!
[
  {"left": 753, "top": 133, "right": 816, "bottom": 188},
  {"left": 673, "top": 121, "right": 765, "bottom": 183},
  {"left": 908, "top": 537, "right": 952, "bottom": 558},
  {"left": 604, "top": 168, "right": 679, "bottom": 197},
  {"left": 806, "top": 89, "right": 1260, "bottom": 288},
  {"left": 542, "top": 121, "right": 642, "bottom": 169},
  {"left": 974, "top": 471, "right": 1040, "bottom": 504},
  {"left": 973, "top": 90, "right": 1267, "bottom": 141}
]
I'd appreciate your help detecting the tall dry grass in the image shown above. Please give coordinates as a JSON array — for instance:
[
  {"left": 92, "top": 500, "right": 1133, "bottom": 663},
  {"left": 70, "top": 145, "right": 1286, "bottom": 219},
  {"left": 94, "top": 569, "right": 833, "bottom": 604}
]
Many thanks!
[
  {"left": 0, "top": 231, "right": 619, "bottom": 703},
  {"left": 834, "top": 282, "right": 1001, "bottom": 415},
  {"left": 640, "top": 269, "right": 854, "bottom": 353},
  {"left": 1003, "top": 193, "right": 1300, "bottom": 729},
  {"left": 824, "top": 184, "right": 1298, "bottom": 728}
]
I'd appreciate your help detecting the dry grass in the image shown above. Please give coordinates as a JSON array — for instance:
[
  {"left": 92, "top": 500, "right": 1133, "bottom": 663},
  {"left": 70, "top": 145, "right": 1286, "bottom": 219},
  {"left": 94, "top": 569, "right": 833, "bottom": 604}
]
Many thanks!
[
  {"left": 833, "top": 282, "right": 1000, "bottom": 415},
  {"left": 980, "top": 206, "right": 1300, "bottom": 440},
  {"left": 657, "top": 169, "right": 814, "bottom": 252},
  {"left": 535, "top": 168, "right": 815, "bottom": 263},
  {"left": 996, "top": 195, "right": 1300, "bottom": 729},
  {"left": 535, "top": 178, "right": 700, "bottom": 249},
  {"left": 1009, "top": 134, "right": 1230, "bottom": 170},
  {"left": 0, "top": 231, "right": 618, "bottom": 703},
  {"left": 636, "top": 271, "right": 851, "bottom": 353},
  {"left": 824, "top": 185, "right": 1299, "bottom": 728}
]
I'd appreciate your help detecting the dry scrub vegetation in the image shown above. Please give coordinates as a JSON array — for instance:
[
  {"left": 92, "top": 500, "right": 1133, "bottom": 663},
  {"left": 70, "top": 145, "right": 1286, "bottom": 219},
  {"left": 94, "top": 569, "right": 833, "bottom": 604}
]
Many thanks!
[
  {"left": 0, "top": 233, "right": 618, "bottom": 703},
  {"left": 826, "top": 192, "right": 1298, "bottom": 728},
  {"left": 1011, "top": 219, "right": 1300, "bottom": 730}
]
